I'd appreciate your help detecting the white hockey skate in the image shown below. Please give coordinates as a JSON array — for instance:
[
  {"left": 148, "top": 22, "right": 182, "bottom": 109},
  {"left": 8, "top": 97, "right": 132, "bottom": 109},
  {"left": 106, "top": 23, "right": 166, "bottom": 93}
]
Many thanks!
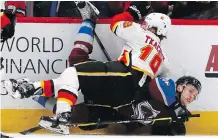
[
  {"left": 74, "top": 1, "right": 100, "bottom": 21},
  {"left": 38, "top": 112, "right": 71, "bottom": 135}
]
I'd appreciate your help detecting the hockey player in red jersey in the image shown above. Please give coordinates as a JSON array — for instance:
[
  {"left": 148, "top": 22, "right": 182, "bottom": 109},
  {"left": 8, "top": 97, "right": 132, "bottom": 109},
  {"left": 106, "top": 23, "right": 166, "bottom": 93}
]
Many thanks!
[
  {"left": 1, "top": 1, "right": 26, "bottom": 42},
  {"left": 2, "top": 1, "right": 201, "bottom": 135}
]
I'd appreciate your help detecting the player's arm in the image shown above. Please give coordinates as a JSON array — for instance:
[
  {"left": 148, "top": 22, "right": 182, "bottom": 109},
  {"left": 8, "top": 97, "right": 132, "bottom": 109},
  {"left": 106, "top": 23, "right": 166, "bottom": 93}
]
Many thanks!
[
  {"left": 110, "top": 2, "right": 150, "bottom": 37},
  {"left": 158, "top": 54, "right": 170, "bottom": 78},
  {"left": 1, "top": 1, "right": 26, "bottom": 42},
  {"left": 149, "top": 77, "right": 176, "bottom": 106},
  {"left": 152, "top": 51, "right": 170, "bottom": 80},
  {"left": 5, "top": 1, "right": 26, "bottom": 17}
]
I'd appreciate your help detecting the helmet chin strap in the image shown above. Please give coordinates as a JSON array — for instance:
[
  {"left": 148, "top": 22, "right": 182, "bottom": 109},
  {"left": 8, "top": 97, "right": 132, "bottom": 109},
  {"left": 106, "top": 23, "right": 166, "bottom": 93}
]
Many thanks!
[{"left": 176, "top": 85, "right": 186, "bottom": 107}]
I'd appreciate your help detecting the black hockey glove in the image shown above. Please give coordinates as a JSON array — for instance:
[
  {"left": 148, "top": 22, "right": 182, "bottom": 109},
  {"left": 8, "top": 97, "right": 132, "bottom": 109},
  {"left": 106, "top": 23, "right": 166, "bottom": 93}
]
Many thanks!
[
  {"left": 1, "top": 5, "right": 17, "bottom": 42},
  {"left": 169, "top": 101, "right": 192, "bottom": 123},
  {"left": 126, "top": 1, "right": 151, "bottom": 21}
]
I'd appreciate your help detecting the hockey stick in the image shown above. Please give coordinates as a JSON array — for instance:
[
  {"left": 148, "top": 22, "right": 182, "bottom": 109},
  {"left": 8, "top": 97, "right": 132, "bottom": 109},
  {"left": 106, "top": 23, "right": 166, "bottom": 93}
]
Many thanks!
[
  {"left": 65, "top": 117, "right": 172, "bottom": 127},
  {"left": 19, "top": 114, "right": 200, "bottom": 135},
  {"left": 19, "top": 126, "right": 42, "bottom": 135},
  {"left": 71, "top": 114, "right": 200, "bottom": 127},
  {"left": 19, "top": 117, "right": 172, "bottom": 135},
  {"left": 93, "top": 30, "right": 112, "bottom": 61}
]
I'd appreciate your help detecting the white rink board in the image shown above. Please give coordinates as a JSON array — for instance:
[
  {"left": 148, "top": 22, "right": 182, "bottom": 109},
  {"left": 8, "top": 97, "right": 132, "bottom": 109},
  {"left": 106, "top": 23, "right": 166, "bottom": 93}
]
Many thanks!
[{"left": 1, "top": 23, "right": 218, "bottom": 111}]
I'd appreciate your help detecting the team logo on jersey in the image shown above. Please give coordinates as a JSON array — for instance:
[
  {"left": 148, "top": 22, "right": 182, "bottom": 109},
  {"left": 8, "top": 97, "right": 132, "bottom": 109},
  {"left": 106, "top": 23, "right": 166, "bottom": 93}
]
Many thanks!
[
  {"left": 160, "top": 16, "right": 165, "bottom": 20},
  {"left": 123, "top": 21, "right": 133, "bottom": 28},
  {"left": 205, "top": 45, "right": 218, "bottom": 78},
  {"left": 131, "top": 101, "right": 160, "bottom": 125}
]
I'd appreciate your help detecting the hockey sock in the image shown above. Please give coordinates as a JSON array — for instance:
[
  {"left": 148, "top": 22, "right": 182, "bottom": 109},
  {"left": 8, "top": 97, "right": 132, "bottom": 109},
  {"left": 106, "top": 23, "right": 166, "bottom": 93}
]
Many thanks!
[
  {"left": 32, "top": 96, "right": 57, "bottom": 114},
  {"left": 33, "top": 80, "right": 55, "bottom": 97},
  {"left": 69, "top": 19, "right": 96, "bottom": 66},
  {"left": 74, "top": 19, "right": 95, "bottom": 54}
]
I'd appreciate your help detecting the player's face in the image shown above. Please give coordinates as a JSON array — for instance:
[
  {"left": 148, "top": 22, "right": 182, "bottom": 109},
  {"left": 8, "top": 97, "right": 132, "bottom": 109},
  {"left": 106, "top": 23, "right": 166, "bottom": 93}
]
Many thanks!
[{"left": 178, "top": 84, "right": 199, "bottom": 106}]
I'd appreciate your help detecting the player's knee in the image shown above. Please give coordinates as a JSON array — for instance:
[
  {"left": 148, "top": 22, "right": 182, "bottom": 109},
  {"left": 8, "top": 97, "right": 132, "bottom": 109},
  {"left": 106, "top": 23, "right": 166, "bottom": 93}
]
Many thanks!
[
  {"left": 68, "top": 48, "right": 89, "bottom": 66},
  {"left": 55, "top": 67, "right": 79, "bottom": 108},
  {"left": 73, "top": 40, "right": 93, "bottom": 54},
  {"left": 59, "top": 67, "right": 80, "bottom": 88}
]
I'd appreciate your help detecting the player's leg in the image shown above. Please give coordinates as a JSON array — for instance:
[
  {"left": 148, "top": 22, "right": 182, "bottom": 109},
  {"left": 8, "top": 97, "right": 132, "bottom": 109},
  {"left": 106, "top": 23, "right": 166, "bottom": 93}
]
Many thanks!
[
  {"left": 68, "top": 19, "right": 95, "bottom": 66},
  {"left": 4, "top": 67, "right": 80, "bottom": 122},
  {"left": 68, "top": 1, "right": 98, "bottom": 66},
  {"left": 74, "top": 60, "right": 137, "bottom": 107},
  {"left": 35, "top": 67, "right": 80, "bottom": 120},
  {"left": 32, "top": 95, "right": 57, "bottom": 114},
  {"left": 78, "top": 106, "right": 124, "bottom": 131},
  {"left": 33, "top": 1, "right": 100, "bottom": 113}
]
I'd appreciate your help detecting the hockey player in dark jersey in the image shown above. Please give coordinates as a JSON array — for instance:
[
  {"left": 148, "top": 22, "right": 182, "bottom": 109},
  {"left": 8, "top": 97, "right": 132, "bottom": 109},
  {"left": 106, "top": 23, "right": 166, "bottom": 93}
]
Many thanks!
[
  {"left": 146, "top": 76, "right": 201, "bottom": 135},
  {"left": 2, "top": 1, "right": 201, "bottom": 135}
]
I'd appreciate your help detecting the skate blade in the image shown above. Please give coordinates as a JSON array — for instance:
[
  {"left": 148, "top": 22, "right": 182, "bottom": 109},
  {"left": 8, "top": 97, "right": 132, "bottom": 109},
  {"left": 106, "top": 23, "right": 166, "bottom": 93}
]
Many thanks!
[{"left": 38, "top": 119, "right": 70, "bottom": 135}]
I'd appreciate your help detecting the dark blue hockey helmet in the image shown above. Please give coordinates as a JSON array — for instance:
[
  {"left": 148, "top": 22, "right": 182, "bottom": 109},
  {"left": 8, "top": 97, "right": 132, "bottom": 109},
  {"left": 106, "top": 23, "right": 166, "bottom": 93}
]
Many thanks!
[{"left": 176, "top": 76, "right": 202, "bottom": 93}]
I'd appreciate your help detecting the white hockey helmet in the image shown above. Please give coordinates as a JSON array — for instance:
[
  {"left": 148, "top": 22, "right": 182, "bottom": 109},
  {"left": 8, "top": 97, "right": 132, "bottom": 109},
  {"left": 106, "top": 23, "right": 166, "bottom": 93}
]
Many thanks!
[{"left": 144, "top": 13, "right": 171, "bottom": 37}]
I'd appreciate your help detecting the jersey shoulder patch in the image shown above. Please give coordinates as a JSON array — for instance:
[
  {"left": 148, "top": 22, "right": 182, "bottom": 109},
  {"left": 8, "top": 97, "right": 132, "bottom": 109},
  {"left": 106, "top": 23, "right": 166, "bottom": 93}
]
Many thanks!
[{"left": 123, "top": 21, "right": 133, "bottom": 28}]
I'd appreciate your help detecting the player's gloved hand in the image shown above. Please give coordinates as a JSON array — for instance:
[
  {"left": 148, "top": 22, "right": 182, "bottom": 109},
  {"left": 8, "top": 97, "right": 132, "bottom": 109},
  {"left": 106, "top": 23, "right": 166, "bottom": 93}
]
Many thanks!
[
  {"left": 127, "top": 1, "right": 151, "bottom": 21},
  {"left": 3, "top": 78, "right": 42, "bottom": 99},
  {"left": 169, "top": 101, "right": 191, "bottom": 123},
  {"left": 1, "top": 5, "right": 17, "bottom": 42}
]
